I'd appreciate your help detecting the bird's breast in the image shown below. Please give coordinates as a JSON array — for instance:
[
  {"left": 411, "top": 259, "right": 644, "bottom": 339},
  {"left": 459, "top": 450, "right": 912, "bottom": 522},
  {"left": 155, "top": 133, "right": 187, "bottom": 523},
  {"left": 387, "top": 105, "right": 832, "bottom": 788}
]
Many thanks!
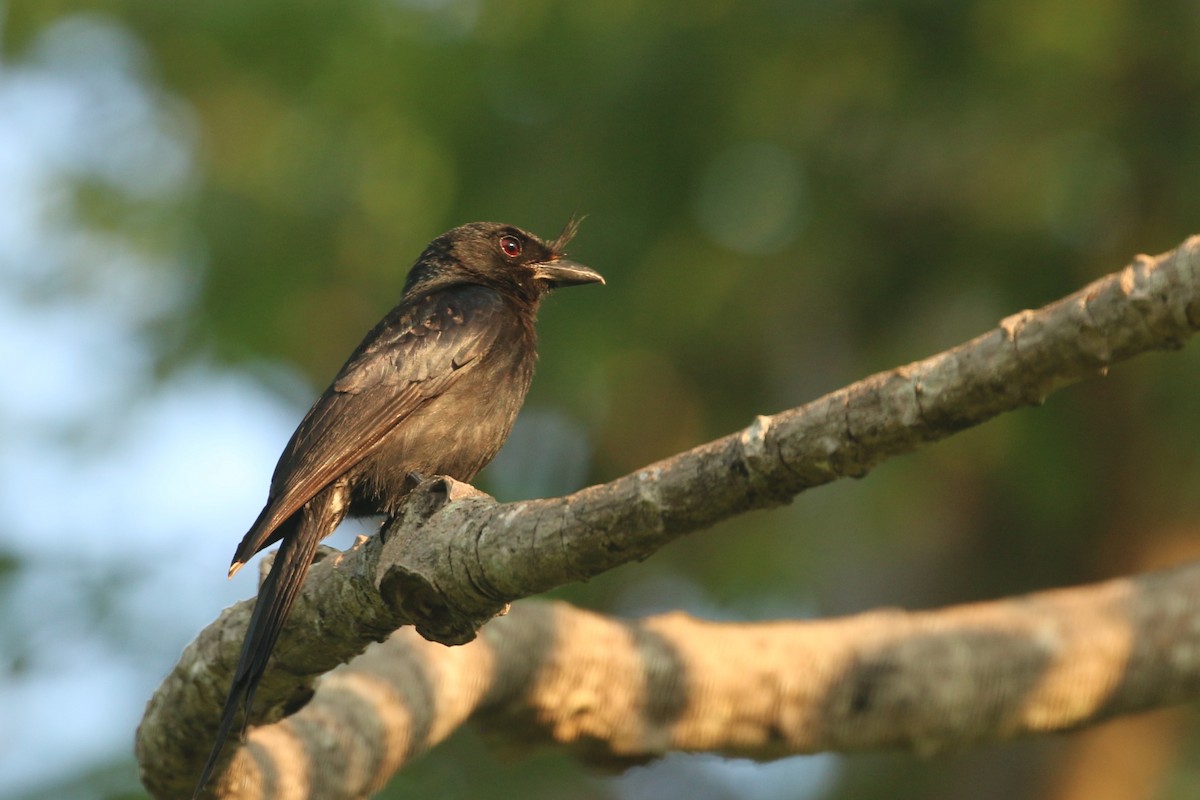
[{"left": 348, "top": 328, "right": 537, "bottom": 516}]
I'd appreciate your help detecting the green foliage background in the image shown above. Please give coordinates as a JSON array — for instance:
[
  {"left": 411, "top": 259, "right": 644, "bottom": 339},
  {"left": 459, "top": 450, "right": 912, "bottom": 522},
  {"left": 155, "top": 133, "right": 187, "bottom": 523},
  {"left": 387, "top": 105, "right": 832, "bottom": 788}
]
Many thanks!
[{"left": 5, "top": 1, "right": 1200, "bottom": 798}]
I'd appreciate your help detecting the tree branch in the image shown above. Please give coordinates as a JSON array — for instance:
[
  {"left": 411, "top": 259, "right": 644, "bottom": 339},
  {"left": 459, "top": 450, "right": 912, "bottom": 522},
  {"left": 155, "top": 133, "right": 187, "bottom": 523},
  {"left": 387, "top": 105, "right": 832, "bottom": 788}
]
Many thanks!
[
  {"left": 137, "top": 236, "right": 1200, "bottom": 799},
  {"left": 180, "top": 562, "right": 1200, "bottom": 799}
]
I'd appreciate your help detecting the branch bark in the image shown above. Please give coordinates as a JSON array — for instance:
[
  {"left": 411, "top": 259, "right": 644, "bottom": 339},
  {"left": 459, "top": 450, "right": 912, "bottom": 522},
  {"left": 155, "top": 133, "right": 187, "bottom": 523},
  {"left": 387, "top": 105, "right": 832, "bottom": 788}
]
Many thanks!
[{"left": 137, "top": 236, "right": 1200, "bottom": 799}]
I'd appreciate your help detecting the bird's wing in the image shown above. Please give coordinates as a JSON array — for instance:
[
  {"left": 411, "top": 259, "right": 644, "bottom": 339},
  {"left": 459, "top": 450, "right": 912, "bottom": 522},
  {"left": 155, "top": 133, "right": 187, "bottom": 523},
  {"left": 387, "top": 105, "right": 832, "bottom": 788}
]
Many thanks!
[{"left": 230, "top": 286, "right": 508, "bottom": 568}]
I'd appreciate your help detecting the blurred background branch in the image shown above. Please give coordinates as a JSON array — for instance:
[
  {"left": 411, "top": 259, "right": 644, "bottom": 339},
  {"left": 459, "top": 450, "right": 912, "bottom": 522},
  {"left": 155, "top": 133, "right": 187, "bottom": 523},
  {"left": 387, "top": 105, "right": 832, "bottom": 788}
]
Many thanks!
[{"left": 173, "top": 556, "right": 1200, "bottom": 800}]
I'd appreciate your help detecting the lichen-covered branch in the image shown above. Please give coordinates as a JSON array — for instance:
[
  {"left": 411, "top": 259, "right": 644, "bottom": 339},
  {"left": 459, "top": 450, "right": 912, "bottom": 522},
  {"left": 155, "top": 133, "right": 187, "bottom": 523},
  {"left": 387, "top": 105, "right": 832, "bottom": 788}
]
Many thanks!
[{"left": 137, "top": 236, "right": 1200, "bottom": 799}]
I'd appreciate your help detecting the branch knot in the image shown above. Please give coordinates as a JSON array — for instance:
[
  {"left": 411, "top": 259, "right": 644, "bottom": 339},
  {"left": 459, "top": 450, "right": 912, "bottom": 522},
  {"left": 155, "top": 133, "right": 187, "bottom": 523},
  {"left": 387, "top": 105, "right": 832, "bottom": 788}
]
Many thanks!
[{"left": 375, "top": 476, "right": 508, "bottom": 645}]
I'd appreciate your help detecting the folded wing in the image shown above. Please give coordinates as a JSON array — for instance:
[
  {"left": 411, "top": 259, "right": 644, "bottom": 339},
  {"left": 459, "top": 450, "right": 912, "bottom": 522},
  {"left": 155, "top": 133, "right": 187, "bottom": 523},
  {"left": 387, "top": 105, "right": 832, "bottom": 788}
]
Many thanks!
[{"left": 229, "top": 285, "right": 507, "bottom": 571}]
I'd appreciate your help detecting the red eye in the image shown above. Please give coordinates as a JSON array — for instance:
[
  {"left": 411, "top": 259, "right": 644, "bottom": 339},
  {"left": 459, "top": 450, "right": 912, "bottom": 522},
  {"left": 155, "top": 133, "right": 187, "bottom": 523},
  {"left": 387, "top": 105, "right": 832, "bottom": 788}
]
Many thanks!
[{"left": 499, "top": 235, "right": 522, "bottom": 258}]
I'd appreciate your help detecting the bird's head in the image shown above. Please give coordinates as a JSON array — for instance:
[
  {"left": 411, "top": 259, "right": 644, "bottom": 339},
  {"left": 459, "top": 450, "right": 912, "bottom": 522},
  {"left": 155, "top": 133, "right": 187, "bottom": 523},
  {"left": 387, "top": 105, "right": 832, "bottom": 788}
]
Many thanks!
[{"left": 404, "top": 220, "right": 605, "bottom": 303}]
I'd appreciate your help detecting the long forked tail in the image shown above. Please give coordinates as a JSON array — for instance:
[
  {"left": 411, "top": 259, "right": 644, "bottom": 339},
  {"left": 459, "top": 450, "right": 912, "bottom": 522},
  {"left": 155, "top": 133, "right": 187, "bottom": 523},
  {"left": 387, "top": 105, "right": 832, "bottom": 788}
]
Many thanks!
[{"left": 193, "top": 508, "right": 327, "bottom": 798}]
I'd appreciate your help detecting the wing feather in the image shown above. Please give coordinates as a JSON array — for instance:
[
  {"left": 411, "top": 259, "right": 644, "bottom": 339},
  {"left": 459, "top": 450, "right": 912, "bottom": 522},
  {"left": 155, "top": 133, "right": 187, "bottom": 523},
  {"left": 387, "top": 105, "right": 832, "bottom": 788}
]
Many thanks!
[{"left": 231, "top": 286, "right": 506, "bottom": 565}]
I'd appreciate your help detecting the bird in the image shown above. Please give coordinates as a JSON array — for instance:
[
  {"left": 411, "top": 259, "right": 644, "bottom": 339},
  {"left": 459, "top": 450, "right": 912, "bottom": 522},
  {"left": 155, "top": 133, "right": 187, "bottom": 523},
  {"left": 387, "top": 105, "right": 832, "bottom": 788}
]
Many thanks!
[{"left": 194, "top": 220, "right": 604, "bottom": 797}]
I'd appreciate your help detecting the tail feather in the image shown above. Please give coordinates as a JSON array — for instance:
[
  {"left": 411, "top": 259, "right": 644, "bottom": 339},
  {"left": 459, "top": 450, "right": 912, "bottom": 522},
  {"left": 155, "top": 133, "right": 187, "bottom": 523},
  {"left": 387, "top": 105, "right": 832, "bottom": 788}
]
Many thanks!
[{"left": 193, "top": 496, "right": 336, "bottom": 798}]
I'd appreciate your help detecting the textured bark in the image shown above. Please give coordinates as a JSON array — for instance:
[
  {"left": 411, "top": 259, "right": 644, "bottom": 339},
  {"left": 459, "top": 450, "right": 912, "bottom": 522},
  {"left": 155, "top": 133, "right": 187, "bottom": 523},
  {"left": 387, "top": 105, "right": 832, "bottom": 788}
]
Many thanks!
[
  {"left": 167, "top": 564, "right": 1200, "bottom": 800},
  {"left": 137, "top": 236, "right": 1200, "bottom": 798}
]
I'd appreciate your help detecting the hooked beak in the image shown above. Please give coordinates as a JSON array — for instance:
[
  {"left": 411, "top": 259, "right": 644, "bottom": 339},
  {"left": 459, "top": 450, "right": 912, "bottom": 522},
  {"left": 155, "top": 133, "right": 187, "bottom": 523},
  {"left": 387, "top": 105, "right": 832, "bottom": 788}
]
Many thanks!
[{"left": 531, "top": 258, "right": 606, "bottom": 289}]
